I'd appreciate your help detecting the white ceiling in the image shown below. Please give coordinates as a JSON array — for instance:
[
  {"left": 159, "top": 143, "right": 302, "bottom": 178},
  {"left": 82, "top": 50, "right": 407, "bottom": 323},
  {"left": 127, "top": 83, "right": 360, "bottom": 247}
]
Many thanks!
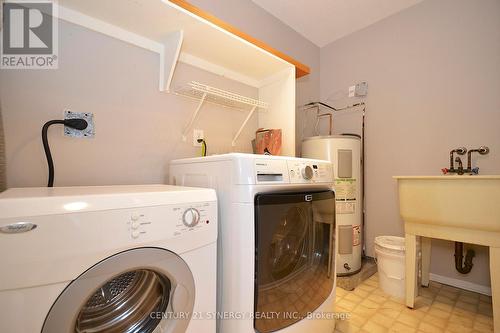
[{"left": 252, "top": 0, "right": 424, "bottom": 47}]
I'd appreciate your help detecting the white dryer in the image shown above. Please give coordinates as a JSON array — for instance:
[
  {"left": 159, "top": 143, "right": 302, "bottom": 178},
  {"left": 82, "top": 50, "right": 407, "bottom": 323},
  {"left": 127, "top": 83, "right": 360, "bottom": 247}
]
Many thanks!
[
  {"left": 170, "top": 154, "right": 336, "bottom": 333},
  {"left": 0, "top": 185, "right": 217, "bottom": 333}
]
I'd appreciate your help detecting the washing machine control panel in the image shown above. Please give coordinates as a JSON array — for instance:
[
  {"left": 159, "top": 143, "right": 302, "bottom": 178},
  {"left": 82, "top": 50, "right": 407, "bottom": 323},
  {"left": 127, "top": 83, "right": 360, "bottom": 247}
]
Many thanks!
[
  {"left": 254, "top": 159, "right": 333, "bottom": 184},
  {"left": 287, "top": 161, "right": 334, "bottom": 184}
]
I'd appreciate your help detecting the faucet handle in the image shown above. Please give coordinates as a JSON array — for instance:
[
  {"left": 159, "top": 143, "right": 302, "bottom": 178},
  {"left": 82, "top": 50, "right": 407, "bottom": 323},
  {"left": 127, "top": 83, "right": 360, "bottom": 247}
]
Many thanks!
[
  {"left": 454, "top": 147, "right": 467, "bottom": 155},
  {"left": 477, "top": 146, "right": 490, "bottom": 155}
]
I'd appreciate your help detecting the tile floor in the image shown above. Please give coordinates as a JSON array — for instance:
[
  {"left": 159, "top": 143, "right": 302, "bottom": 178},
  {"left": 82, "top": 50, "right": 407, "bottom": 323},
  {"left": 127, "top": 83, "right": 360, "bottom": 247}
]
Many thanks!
[{"left": 334, "top": 273, "right": 493, "bottom": 333}]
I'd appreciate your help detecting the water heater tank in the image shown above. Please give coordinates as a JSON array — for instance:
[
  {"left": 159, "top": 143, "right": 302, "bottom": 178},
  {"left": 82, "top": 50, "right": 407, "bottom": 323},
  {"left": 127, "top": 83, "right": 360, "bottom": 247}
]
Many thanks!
[{"left": 302, "top": 135, "right": 362, "bottom": 276}]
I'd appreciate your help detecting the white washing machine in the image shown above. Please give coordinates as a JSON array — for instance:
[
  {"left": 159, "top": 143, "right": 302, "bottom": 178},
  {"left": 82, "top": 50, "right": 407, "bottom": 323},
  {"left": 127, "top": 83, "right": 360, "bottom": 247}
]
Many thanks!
[
  {"left": 170, "top": 154, "right": 336, "bottom": 333},
  {"left": 0, "top": 185, "right": 217, "bottom": 333}
]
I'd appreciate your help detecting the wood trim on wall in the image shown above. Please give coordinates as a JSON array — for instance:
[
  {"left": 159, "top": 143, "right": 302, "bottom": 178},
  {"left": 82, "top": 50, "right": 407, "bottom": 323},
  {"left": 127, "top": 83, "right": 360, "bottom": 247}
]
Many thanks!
[{"left": 168, "top": 0, "right": 311, "bottom": 78}]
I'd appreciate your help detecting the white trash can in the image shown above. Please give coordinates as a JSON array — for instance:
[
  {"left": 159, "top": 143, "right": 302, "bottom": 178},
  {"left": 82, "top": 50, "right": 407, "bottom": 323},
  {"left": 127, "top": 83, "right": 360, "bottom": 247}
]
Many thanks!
[{"left": 374, "top": 236, "right": 407, "bottom": 299}]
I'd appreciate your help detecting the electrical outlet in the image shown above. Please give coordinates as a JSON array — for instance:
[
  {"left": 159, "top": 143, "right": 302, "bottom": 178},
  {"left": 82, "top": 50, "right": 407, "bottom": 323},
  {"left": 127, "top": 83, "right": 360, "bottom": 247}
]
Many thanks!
[
  {"left": 64, "top": 110, "right": 95, "bottom": 138},
  {"left": 348, "top": 85, "right": 356, "bottom": 98},
  {"left": 193, "top": 129, "right": 204, "bottom": 147}
]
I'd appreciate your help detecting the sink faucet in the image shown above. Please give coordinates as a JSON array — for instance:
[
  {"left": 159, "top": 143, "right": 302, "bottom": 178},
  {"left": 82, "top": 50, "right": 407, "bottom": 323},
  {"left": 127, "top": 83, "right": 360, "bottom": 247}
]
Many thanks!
[
  {"left": 467, "top": 146, "right": 490, "bottom": 171},
  {"left": 443, "top": 146, "right": 490, "bottom": 175},
  {"left": 455, "top": 157, "right": 464, "bottom": 175},
  {"left": 449, "top": 147, "right": 467, "bottom": 172}
]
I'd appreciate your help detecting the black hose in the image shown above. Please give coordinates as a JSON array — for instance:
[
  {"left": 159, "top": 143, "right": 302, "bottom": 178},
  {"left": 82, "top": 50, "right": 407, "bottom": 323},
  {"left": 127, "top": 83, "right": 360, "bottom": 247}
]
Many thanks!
[
  {"left": 42, "top": 120, "right": 64, "bottom": 187},
  {"left": 42, "top": 119, "right": 88, "bottom": 187}
]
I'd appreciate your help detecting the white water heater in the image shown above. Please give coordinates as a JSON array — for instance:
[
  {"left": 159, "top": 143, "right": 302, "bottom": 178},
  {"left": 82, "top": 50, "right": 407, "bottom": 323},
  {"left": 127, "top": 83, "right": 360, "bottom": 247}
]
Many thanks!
[{"left": 302, "top": 135, "right": 362, "bottom": 276}]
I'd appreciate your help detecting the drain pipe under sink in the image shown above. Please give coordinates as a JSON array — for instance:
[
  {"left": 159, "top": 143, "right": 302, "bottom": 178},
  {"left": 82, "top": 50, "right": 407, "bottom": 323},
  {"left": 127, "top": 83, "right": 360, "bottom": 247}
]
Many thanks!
[{"left": 454, "top": 242, "right": 475, "bottom": 274}]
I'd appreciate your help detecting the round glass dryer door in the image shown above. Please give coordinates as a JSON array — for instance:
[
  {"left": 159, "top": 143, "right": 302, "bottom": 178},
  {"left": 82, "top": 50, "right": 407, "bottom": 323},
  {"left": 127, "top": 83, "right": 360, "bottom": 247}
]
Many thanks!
[{"left": 42, "top": 247, "right": 195, "bottom": 333}]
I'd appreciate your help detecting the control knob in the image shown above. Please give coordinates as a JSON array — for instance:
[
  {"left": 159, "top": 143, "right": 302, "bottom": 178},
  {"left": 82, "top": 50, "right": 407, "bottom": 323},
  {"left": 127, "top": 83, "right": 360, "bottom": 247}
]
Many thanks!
[
  {"left": 182, "top": 208, "right": 200, "bottom": 228},
  {"left": 301, "top": 165, "right": 314, "bottom": 180}
]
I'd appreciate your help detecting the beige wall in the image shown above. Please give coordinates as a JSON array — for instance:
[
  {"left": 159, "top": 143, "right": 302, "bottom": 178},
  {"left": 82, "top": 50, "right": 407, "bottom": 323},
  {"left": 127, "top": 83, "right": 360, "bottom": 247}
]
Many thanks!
[{"left": 320, "top": 0, "right": 500, "bottom": 288}]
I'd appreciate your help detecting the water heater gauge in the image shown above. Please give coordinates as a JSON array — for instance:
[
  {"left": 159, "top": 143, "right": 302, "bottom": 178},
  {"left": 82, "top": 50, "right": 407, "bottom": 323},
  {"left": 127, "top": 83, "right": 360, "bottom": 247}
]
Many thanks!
[{"left": 182, "top": 208, "right": 200, "bottom": 227}]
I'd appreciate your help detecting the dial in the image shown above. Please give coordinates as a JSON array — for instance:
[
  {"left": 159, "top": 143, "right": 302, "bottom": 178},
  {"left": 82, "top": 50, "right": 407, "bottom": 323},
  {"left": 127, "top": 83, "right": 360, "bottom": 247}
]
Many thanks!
[
  {"left": 301, "top": 165, "right": 314, "bottom": 180},
  {"left": 182, "top": 208, "right": 200, "bottom": 228}
]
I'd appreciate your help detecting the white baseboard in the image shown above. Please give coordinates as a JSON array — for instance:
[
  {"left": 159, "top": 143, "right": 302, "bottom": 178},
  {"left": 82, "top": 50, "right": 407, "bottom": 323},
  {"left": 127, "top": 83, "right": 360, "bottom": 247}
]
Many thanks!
[{"left": 429, "top": 273, "right": 491, "bottom": 296}]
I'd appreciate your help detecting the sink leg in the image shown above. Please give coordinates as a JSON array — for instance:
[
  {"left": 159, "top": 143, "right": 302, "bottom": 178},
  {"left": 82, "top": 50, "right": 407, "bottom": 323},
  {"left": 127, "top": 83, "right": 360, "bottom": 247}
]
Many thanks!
[
  {"left": 490, "top": 247, "right": 500, "bottom": 333},
  {"left": 405, "top": 233, "right": 418, "bottom": 308},
  {"left": 421, "top": 237, "right": 431, "bottom": 287}
]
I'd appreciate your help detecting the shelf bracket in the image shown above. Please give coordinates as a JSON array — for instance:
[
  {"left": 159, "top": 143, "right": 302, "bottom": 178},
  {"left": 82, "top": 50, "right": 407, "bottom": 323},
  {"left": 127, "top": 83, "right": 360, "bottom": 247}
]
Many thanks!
[
  {"left": 232, "top": 105, "right": 257, "bottom": 146},
  {"left": 159, "top": 30, "right": 184, "bottom": 92},
  {"left": 182, "top": 92, "right": 207, "bottom": 141}
]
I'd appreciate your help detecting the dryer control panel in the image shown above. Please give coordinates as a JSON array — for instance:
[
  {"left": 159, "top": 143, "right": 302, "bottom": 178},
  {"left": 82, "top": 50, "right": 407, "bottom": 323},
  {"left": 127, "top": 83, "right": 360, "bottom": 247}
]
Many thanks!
[
  {"left": 126, "top": 201, "right": 216, "bottom": 240},
  {"left": 172, "top": 202, "right": 213, "bottom": 236}
]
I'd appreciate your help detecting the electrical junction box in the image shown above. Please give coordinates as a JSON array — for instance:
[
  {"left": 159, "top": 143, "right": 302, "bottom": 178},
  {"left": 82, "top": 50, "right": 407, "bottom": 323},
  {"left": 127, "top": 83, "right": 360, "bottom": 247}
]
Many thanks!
[
  {"left": 348, "top": 82, "right": 368, "bottom": 98},
  {"left": 64, "top": 110, "right": 95, "bottom": 138},
  {"left": 355, "top": 82, "right": 368, "bottom": 97}
]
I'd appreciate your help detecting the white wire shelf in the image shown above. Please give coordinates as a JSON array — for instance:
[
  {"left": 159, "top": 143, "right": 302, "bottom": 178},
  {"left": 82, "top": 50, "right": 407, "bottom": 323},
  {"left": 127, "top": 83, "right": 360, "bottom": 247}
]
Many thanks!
[
  {"left": 175, "top": 81, "right": 269, "bottom": 146},
  {"left": 175, "top": 81, "right": 269, "bottom": 109}
]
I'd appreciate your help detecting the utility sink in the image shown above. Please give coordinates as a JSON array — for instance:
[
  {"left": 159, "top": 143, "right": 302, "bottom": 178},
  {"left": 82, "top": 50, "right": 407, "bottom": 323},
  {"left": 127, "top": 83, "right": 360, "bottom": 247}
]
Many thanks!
[
  {"left": 395, "top": 175, "right": 500, "bottom": 232},
  {"left": 394, "top": 175, "right": 500, "bottom": 332}
]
